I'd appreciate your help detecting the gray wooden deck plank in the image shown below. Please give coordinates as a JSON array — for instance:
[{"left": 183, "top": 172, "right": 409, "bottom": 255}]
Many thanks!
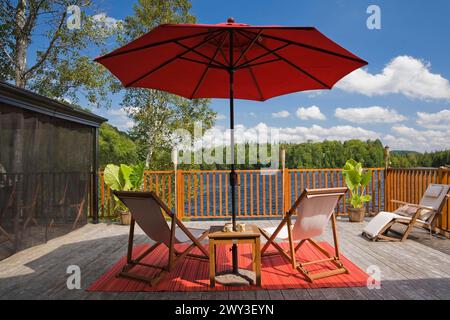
[
  {"left": 338, "top": 223, "right": 447, "bottom": 299},
  {"left": 255, "top": 290, "right": 270, "bottom": 300},
  {"left": 0, "top": 221, "right": 449, "bottom": 300}
]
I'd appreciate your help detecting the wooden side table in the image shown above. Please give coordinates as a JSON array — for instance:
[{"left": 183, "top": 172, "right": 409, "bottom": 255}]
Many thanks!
[{"left": 208, "top": 225, "right": 261, "bottom": 287}]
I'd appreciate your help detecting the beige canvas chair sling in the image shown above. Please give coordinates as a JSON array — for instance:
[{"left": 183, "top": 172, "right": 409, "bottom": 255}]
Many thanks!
[
  {"left": 260, "top": 187, "right": 348, "bottom": 282},
  {"left": 114, "top": 191, "right": 209, "bottom": 286},
  {"left": 363, "top": 184, "right": 450, "bottom": 242}
]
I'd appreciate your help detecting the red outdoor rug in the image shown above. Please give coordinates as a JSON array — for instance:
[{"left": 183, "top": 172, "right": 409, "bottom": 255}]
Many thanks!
[{"left": 87, "top": 242, "right": 369, "bottom": 292}]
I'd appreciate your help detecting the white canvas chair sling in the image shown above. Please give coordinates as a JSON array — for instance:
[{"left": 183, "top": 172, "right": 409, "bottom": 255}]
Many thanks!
[
  {"left": 114, "top": 191, "right": 209, "bottom": 286},
  {"left": 363, "top": 184, "right": 450, "bottom": 242},
  {"left": 260, "top": 187, "right": 348, "bottom": 282}
]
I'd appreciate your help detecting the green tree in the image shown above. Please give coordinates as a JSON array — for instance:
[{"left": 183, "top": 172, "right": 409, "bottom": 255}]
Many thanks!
[
  {"left": 99, "top": 123, "right": 139, "bottom": 168},
  {"left": 0, "top": 0, "right": 115, "bottom": 107}
]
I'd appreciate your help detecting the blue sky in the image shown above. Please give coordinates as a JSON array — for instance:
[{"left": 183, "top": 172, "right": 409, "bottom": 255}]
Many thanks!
[{"left": 79, "top": 1, "right": 450, "bottom": 151}]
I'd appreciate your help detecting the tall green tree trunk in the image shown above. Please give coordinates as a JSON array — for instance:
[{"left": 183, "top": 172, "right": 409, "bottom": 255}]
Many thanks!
[{"left": 14, "top": 0, "right": 28, "bottom": 88}]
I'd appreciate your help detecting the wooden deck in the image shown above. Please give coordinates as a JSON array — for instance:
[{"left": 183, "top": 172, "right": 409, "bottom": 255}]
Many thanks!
[{"left": 0, "top": 219, "right": 449, "bottom": 300}]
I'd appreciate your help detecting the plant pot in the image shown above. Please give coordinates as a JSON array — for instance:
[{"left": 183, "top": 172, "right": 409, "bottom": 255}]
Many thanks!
[
  {"left": 118, "top": 210, "right": 131, "bottom": 225},
  {"left": 348, "top": 207, "right": 365, "bottom": 222}
]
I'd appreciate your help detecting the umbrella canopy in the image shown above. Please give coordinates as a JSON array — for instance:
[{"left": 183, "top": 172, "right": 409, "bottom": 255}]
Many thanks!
[
  {"left": 96, "top": 20, "right": 367, "bottom": 101},
  {"left": 95, "top": 18, "right": 367, "bottom": 278}
]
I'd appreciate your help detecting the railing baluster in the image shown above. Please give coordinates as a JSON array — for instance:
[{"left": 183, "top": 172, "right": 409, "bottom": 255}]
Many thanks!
[
  {"left": 294, "top": 171, "right": 298, "bottom": 200},
  {"left": 262, "top": 175, "right": 266, "bottom": 216},
  {"left": 256, "top": 173, "right": 260, "bottom": 217},
  {"left": 167, "top": 175, "right": 172, "bottom": 209},
  {"left": 187, "top": 173, "right": 191, "bottom": 217},
  {"left": 250, "top": 172, "right": 254, "bottom": 216},
  {"left": 318, "top": 170, "right": 322, "bottom": 188},
  {"left": 237, "top": 173, "right": 241, "bottom": 217},
  {"left": 312, "top": 171, "right": 316, "bottom": 189},
  {"left": 225, "top": 172, "right": 228, "bottom": 216},
  {"left": 269, "top": 174, "right": 272, "bottom": 215},
  {"left": 206, "top": 172, "right": 210, "bottom": 217},
  {"left": 212, "top": 173, "right": 216, "bottom": 217},
  {"left": 275, "top": 172, "right": 279, "bottom": 215},
  {"left": 244, "top": 172, "right": 247, "bottom": 216},
  {"left": 219, "top": 173, "right": 222, "bottom": 217},
  {"left": 377, "top": 169, "right": 381, "bottom": 212},
  {"left": 200, "top": 173, "right": 204, "bottom": 217},
  {"left": 194, "top": 174, "right": 198, "bottom": 218}
]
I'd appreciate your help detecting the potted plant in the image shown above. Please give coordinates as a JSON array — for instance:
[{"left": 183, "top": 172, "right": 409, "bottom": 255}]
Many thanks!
[
  {"left": 103, "top": 163, "right": 145, "bottom": 225},
  {"left": 342, "top": 159, "right": 372, "bottom": 222}
]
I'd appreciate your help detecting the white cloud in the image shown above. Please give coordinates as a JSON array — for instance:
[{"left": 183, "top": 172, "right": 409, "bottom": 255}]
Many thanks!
[
  {"left": 272, "top": 110, "right": 290, "bottom": 118},
  {"left": 201, "top": 123, "right": 378, "bottom": 147},
  {"left": 249, "top": 112, "right": 257, "bottom": 118},
  {"left": 335, "top": 106, "right": 407, "bottom": 123},
  {"left": 416, "top": 109, "right": 450, "bottom": 129},
  {"left": 105, "top": 107, "right": 134, "bottom": 131},
  {"left": 337, "top": 56, "right": 450, "bottom": 101},
  {"left": 384, "top": 125, "right": 450, "bottom": 151},
  {"left": 199, "top": 122, "right": 449, "bottom": 152},
  {"left": 216, "top": 114, "right": 227, "bottom": 120},
  {"left": 296, "top": 106, "right": 326, "bottom": 120}
]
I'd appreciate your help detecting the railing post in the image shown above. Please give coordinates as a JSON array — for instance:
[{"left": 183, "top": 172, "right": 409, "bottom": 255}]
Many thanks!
[
  {"left": 281, "top": 149, "right": 287, "bottom": 215},
  {"left": 383, "top": 168, "right": 388, "bottom": 212},
  {"left": 437, "top": 166, "right": 446, "bottom": 184},
  {"left": 284, "top": 169, "right": 291, "bottom": 215},
  {"left": 176, "top": 170, "right": 184, "bottom": 220}
]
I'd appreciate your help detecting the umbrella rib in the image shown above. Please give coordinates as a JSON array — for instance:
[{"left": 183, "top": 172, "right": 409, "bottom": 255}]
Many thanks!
[
  {"left": 178, "top": 56, "right": 223, "bottom": 69},
  {"left": 235, "top": 35, "right": 264, "bottom": 101},
  {"left": 218, "top": 45, "right": 229, "bottom": 66},
  {"left": 174, "top": 40, "right": 228, "bottom": 69},
  {"left": 236, "top": 29, "right": 332, "bottom": 89},
  {"left": 241, "top": 29, "right": 367, "bottom": 65},
  {"left": 233, "top": 29, "right": 264, "bottom": 68},
  {"left": 124, "top": 31, "right": 225, "bottom": 87},
  {"left": 235, "top": 57, "right": 282, "bottom": 70},
  {"left": 96, "top": 29, "right": 222, "bottom": 61},
  {"left": 234, "top": 43, "right": 290, "bottom": 69},
  {"left": 189, "top": 32, "right": 228, "bottom": 99},
  {"left": 245, "top": 58, "right": 264, "bottom": 101}
]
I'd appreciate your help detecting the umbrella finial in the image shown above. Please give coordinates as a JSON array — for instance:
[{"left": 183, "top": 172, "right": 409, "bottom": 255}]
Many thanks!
[{"left": 227, "top": 17, "right": 235, "bottom": 23}]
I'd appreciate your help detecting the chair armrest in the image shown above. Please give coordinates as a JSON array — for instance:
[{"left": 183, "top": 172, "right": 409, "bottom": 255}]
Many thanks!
[{"left": 390, "top": 200, "right": 434, "bottom": 211}]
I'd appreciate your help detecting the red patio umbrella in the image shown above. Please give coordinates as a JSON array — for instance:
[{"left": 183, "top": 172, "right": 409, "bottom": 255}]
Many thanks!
[{"left": 95, "top": 18, "right": 367, "bottom": 280}]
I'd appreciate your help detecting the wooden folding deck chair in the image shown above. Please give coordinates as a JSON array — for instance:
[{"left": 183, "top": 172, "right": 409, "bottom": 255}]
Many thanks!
[
  {"left": 260, "top": 187, "right": 348, "bottom": 282},
  {"left": 22, "top": 181, "right": 41, "bottom": 231},
  {"left": 114, "top": 191, "right": 209, "bottom": 286},
  {"left": 363, "top": 184, "right": 450, "bottom": 242},
  {"left": 70, "top": 183, "right": 87, "bottom": 230}
]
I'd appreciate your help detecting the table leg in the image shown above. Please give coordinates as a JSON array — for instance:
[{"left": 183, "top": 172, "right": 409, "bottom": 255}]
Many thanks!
[
  {"left": 252, "top": 241, "right": 255, "bottom": 271},
  {"left": 255, "top": 237, "right": 261, "bottom": 287},
  {"left": 209, "top": 240, "right": 215, "bottom": 288}
]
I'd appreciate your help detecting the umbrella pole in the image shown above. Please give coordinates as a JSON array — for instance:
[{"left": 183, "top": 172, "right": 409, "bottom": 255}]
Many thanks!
[
  {"left": 229, "top": 28, "right": 238, "bottom": 274},
  {"left": 229, "top": 69, "right": 238, "bottom": 274}
]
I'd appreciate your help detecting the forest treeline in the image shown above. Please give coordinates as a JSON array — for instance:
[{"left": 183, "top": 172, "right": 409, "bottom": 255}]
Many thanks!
[{"left": 99, "top": 123, "right": 450, "bottom": 170}]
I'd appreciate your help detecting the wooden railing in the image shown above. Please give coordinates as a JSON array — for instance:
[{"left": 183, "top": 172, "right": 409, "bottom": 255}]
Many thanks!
[
  {"left": 385, "top": 167, "right": 450, "bottom": 236},
  {"left": 97, "top": 167, "right": 450, "bottom": 236},
  {"left": 98, "top": 168, "right": 385, "bottom": 219},
  {"left": 287, "top": 168, "right": 385, "bottom": 217},
  {"left": 99, "top": 170, "right": 174, "bottom": 218}
]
